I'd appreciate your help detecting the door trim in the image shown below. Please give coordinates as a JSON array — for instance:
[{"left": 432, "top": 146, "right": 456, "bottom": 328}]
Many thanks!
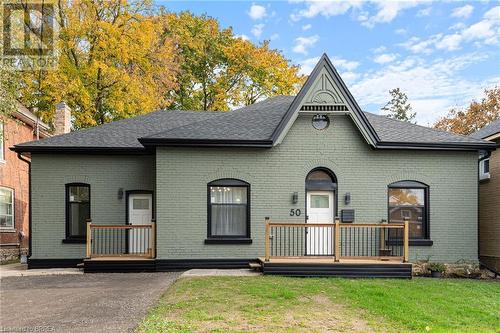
[
  {"left": 125, "top": 190, "right": 154, "bottom": 225},
  {"left": 125, "top": 190, "right": 154, "bottom": 254},
  {"left": 304, "top": 167, "right": 338, "bottom": 223}
]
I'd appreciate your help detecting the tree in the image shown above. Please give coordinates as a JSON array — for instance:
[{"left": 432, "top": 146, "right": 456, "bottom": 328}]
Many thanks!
[
  {"left": 381, "top": 88, "right": 416, "bottom": 123},
  {"left": 433, "top": 87, "right": 500, "bottom": 135},
  {"left": 159, "top": 11, "right": 303, "bottom": 111},
  {"left": 0, "top": 65, "right": 21, "bottom": 118},
  {"left": 18, "top": 4, "right": 303, "bottom": 129},
  {"left": 19, "top": 0, "right": 179, "bottom": 129}
]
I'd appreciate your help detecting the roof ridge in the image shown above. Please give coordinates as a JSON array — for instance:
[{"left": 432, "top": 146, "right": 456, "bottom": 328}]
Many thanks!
[{"left": 363, "top": 111, "right": 490, "bottom": 144}]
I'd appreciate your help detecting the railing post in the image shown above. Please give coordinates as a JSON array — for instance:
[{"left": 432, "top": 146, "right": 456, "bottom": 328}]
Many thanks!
[
  {"left": 151, "top": 219, "right": 156, "bottom": 259},
  {"left": 403, "top": 220, "right": 409, "bottom": 262},
  {"left": 265, "top": 218, "right": 270, "bottom": 262},
  {"left": 334, "top": 218, "right": 340, "bottom": 262},
  {"left": 86, "top": 219, "right": 92, "bottom": 258}
]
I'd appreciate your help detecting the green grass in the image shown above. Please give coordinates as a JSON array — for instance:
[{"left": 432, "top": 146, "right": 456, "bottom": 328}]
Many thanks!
[{"left": 138, "top": 276, "right": 500, "bottom": 333}]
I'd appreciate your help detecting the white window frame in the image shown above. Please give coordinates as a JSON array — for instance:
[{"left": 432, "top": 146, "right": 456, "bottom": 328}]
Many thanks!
[
  {"left": 0, "top": 187, "right": 15, "bottom": 230},
  {"left": 479, "top": 158, "right": 490, "bottom": 180},
  {"left": 0, "top": 122, "right": 5, "bottom": 163}
]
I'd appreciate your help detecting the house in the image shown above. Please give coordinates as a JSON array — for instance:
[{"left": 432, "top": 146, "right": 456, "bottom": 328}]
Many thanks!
[
  {"left": 471, "top": 120, "right": 500, "bottom": 273},
  {"left": 11, "top": 55, "right": 495, "bottom": 277},
  {"left": 1, "top": 103, "right": 51, "bottom": 263}
]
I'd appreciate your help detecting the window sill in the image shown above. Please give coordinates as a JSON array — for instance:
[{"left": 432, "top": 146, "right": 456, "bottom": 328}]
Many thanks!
[
  {"left": 62, "top": 238, "right": 86, "bottom": 244},
  {"left": 205, "top": 238, "right": 252, "bottom": 244},
  {"left": 0, "top": 228, "right": 16, "bottom": 233},
  {"left": 387, "top": 239, "right": 433, "bottom": 246}
]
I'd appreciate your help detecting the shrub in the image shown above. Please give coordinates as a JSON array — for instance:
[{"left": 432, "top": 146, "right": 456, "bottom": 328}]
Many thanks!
[{"left": 428, "top": 262, "right": 446, "bottom": 273}]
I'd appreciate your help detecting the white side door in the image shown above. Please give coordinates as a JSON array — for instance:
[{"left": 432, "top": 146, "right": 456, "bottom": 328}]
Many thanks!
[
  {"left": 128, "top": 193, "right": 152, "bottom": 254},
  {"left": 306, "top": 191, "right": 334, "bottom": 256}
]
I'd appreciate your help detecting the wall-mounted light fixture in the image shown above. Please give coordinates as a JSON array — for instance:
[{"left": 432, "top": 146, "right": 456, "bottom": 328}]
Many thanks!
[
  {"left": 118, "top": 188, "right": 124, "bottom": 200},
  {"left": 292, "top": 192, "right": 299, "bottom": 204},
  {"left": 344, "top": 192, "right": 351, "bottom": 205}
]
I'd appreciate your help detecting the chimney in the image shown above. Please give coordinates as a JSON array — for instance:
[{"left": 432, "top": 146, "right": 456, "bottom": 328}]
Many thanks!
[{"left": 54, "top": 101, "right": 71, "bottom": 135}]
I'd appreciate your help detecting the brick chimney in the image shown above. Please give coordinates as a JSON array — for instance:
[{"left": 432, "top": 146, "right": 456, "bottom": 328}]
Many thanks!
[{"left": 54, "top": 101, "right": 71, "bottom": 135}]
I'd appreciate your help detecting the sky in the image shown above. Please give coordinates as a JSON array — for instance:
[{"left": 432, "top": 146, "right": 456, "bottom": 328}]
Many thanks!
[{"left": 155, "top": 1, "right": 500, "bottom": 126}]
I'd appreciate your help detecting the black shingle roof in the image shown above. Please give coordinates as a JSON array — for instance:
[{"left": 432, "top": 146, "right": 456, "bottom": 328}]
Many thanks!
[
  {"left": 13, "top": 110, "right": 221, "bottom": 151},
  {"left": 140, "top": 95, "right": 293, "bottom": 144},
  {"left": 470, "top": 119, "right": 500, "bottom": 140},
  {"left": 363, "top": 112, "right": 489, "bottom": 144},
  {"left": 13, "top": 95, "right": 494, "bottom": 152}
]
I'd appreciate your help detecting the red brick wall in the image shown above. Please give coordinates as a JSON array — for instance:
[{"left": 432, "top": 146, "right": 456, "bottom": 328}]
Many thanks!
[{"left": 0, "top": 117, "right": 35, "bottom": 249}]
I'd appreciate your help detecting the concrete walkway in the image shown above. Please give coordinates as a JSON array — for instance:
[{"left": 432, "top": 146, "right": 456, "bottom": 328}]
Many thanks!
[
  {"left": 0, "top": 263, "right": 82, "bottom": 278},
  {"left": 181, "top": 268, "right": 261, "bottom": 277}
]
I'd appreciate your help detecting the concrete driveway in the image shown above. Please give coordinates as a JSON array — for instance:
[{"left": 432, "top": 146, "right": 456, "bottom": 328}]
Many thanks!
[{"left": 0, "top": 272, "right": 180, "bottom": 333}]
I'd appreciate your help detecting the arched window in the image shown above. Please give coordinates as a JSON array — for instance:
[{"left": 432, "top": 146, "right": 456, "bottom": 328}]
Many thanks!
[
  {"left": 65, "top": 183, "right": 90, "bottom": 241},
  {"left": 388, "top": 181, "right": 429, "bottom": 240},
  {"left": 207, "top": 179, "right": 250, "bottom": 242},
  {"left": 306, "top": 168, "right": 337, "bottom": 191}
]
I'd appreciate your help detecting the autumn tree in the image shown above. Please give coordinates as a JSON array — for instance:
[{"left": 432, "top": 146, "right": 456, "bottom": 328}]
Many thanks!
[
  {"left": 0, "top": 65, "right": 21, "bottom": 118},
  {"left": 20, "top": 0, "right": 179, "bottom": 129},
  {"left": 18, "top": 4, "right": 303, "bottom": 129},
  {"left": 160, "top": 11, "right": 303, "bottom": 111},
  {"left": 228, "top": 39, "right": 303, "bottom": 106},
  {"left": 433, "top": 87, "right": 500, "bottom": 135},
  {"left": 382, "top": 88, "right": 416, "bottom": 123}
]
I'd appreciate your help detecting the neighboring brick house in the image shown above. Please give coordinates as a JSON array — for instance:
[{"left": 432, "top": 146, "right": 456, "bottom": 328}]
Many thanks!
[
  {"left": 0, "top": 104, "right": 54, "bottom": 262},
  {"left": 471, "top": 120, "right": 500, "bottom": 273}
]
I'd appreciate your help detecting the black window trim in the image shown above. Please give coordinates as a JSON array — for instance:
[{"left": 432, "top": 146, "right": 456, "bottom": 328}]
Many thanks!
[
  {"left": 387, "top": 180, "right": 432, "bottom": 246},
  {"left": 64, "top": 182, "right": 91, "bottom": 243},
  {"left": 206, "top": 178, "right": 251, "bottom": 244}
]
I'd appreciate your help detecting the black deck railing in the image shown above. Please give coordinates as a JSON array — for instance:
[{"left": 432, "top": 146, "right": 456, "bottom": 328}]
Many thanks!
[
  {"left": 265, "top": 220, "right": 408, "bottom": 262},
  {"left": 86, "top": 220, "right": 156, "bottom": 259}
]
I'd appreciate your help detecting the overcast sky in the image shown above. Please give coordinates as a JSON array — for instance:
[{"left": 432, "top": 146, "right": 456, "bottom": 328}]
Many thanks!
[{"left": 157, "top": 1, "right": 500, "bottom": 126}]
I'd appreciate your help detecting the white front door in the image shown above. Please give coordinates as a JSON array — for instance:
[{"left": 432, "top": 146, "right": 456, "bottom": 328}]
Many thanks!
[
  {"left": 128, "top": 193, "right": 152, "bottom": 254},
  {"left": 306, "top": 191, "right": 334, "bottom": 256}
]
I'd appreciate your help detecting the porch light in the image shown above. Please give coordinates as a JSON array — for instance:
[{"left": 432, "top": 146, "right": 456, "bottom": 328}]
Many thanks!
[
  {"left": 117, "top": 188, "right": 124, "bottom": 200},
  {"left": 344, "top": 192, "right": 351, "bottom": 205},
  {"left": 292, "top": 192, "right": 298, "bottom": 204}
]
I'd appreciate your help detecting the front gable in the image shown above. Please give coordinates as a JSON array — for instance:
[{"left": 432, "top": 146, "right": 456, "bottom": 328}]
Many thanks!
[{"left": 272, "top": 54, "right": 379, "bottom": 146}]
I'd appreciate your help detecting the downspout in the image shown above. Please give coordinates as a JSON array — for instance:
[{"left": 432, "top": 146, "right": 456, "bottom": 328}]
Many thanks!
[
  {"left": 477, "top": 150, "right": 491, "bottom": 269},
  {"left": 17, "top": 152, "right": 32, "bottom": 258}
]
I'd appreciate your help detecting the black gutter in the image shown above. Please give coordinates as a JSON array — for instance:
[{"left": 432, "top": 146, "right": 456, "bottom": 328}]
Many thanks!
[
  {"left": 376, "top": 141, "right": 497, "bottom": 151},
  {"left": 11, "top": 146, "right": 152, "bottom": 154},
  {"left": 17, "top": 153, "right": 32, "bottom": 258},
  {"left": 138, "top": 138, "right": 274, "bottom": 148}
]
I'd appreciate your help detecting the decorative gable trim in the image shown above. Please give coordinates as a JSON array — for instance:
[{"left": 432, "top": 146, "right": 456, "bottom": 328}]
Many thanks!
[{"left": 271, "top": 53, "right": 379, "bottom": 146}]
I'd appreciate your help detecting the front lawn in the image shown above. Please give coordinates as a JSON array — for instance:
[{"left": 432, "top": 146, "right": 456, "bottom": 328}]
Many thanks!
[{"left": 138, "top": 276, "right": 500, "bottom": 333}]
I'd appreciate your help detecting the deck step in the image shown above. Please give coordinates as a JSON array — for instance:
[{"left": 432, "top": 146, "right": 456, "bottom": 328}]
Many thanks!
[
  {"left": 261, "top": 262, "right": 412, "bottom": 278},
  {"left": 249, "top": 262, "right": 262, "bottom": 270}
]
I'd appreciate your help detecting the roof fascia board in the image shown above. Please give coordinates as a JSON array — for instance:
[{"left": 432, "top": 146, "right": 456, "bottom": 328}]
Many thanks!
[
  {"left": 138, "top": 138, "right": 273, "bottom": 148},
  {"left": 376, "top": 141, "right": 496, "bottom": 151},
  {"left": 484, "top": 132, "right": 500, "bottom": 141},
  {"left": 10, "top": 146, "right": 151, "bottom": 154},
  {"left": 272, "top": 54, "right": 379, "bottom": 147}
]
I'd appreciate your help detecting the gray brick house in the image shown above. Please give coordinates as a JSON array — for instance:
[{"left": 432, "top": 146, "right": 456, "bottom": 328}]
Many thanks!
[{"left": 12, "top": 55, "right": 495, "bottom": 277}]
